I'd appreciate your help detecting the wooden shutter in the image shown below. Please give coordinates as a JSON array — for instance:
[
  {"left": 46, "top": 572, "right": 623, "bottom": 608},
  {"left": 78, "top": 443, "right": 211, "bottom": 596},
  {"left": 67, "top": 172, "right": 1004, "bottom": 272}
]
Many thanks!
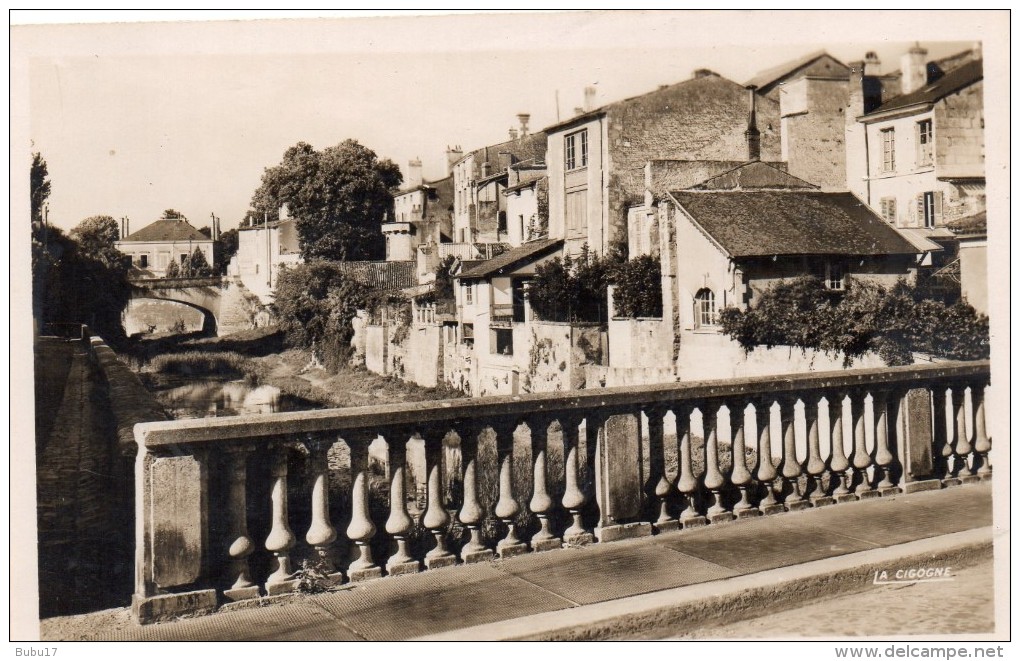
[
  {"left": 933, "top": 191, "right": 944, "bottom": 226},
  {"left": 916, "top": 195, "right": 925, "bottom": 227}
]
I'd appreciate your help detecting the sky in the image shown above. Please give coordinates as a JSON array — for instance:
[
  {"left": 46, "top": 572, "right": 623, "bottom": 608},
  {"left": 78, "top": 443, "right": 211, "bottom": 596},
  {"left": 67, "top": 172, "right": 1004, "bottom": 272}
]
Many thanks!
[{"left": 12, "top": 10, "right": 1001, "bottom": 233}]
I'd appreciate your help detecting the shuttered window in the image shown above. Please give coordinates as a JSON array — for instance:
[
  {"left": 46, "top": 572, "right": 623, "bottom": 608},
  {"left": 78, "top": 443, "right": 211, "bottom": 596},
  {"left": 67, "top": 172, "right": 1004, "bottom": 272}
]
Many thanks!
[
  {"left": 566, "top": 190, "right": 587, "bottom": 237},
  {"left": 880, "top": 197, "right": 897, "bottom": 223},
  {"left": 881, "top": 128, "right": 896, "bottom": 172}
]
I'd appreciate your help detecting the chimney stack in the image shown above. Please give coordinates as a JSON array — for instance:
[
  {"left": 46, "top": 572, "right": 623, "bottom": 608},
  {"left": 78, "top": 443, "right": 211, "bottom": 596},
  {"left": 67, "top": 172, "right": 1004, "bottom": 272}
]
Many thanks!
[
  {"left": 693, "top": 68, "right": 717, "bottom": 78},
  {"left": 864, "top": 51, "right": 882, "bottom": 76},
  {"left": 901, "top": 43, "right": 928, "bottom": 95},
  {"left": 745, "top": 85, "right": 761, "bottom": 161},
  {"left": 124, "top": 217, "right": 130, "bottom": 238},
  {"left": 445, "top": 145, "right": 463, "bottom": 175},
  {"left": 509, "top": 126, "right": 519, "bottom": 140},
  {"left": 481, "top": 161, "right": 491, "bottom": 178},
  {"left": 407, "top": 157, "right": 423, "bottom": 189},
  {"left": 516, "top": 113, "right": 530, "bottom": 137},
  {"left": 583, "top": 86, "right": 597, "bottom": 112}
]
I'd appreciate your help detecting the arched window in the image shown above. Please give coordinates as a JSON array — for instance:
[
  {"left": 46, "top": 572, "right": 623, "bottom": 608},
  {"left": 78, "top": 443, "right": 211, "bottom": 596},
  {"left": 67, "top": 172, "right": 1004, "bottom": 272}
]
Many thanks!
[{"left": 694, "top": 288, "right": 716, "bottom": 328}]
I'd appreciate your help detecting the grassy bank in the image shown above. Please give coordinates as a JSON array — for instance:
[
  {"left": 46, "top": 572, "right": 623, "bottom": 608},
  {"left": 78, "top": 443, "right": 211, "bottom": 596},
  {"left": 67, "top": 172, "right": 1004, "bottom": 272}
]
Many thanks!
[{"left": 146, "top": 351, "right": 266, "bottom": 383}]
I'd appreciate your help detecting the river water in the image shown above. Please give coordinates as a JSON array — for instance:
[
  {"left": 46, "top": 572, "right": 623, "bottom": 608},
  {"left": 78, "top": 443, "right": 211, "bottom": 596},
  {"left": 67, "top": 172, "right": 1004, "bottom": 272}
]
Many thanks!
[{"left": 153, "top": 377, "right": 322, "bottom": 419}]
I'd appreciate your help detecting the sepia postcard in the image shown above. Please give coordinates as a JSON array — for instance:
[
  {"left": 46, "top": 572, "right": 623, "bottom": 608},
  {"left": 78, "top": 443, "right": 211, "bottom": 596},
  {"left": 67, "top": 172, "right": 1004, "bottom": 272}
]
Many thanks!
[{"left": 9, "top": 9, "right": 1011, "bottom": 653}]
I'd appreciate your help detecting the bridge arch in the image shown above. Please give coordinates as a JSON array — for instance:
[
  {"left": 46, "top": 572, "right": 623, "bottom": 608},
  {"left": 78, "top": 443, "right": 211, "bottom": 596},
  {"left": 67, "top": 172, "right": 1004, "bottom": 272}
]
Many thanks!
[
  {"left": 127, "top": 277, "right": 224, "bottom": 336},
  {"left": 123, "top": 297, "right": 217, "bottom": 336}
]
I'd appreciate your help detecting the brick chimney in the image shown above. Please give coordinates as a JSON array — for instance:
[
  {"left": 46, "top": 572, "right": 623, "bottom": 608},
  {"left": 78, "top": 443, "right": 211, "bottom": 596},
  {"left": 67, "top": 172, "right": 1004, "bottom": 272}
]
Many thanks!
[
  {"left": 516, "top": 113, "right": 530, "bottom": 137},
  {"left": 445, "top": 145, "right": 463, "bottom": 175},
  {"left": 406, "top": 158, "right": 423, "bottom": 189},
  {"left": 509, "top": 126, "right": 518, "bottom": 140},
  {"left": 745, "top": 85, "right": 761, "bottom": 161},
  {"left": 901, "top": 43, "right": 928, "bottom": 94},
  {"left": 583, "top": 85, "right": 597, "bottom": 112},
  {"left": 864, "top": 51, "right": 882, "bottom": 76}
]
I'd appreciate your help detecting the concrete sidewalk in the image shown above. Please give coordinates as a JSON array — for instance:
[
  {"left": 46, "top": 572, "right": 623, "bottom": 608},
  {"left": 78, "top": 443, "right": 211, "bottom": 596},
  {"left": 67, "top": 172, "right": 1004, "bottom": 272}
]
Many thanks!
[{"left": 40, "top": 482, "right": 994, "bottom": 641}]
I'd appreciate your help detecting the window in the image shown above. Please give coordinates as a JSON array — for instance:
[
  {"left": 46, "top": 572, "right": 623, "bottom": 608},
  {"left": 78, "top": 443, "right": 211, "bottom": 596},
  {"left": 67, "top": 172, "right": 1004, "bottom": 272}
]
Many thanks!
[
  {"left": 824, "top": 261, "right": 846, "bottom": 291},
  {"left": 916, "top": 119, "right": 933, "bottom": 167},
  {"left": 566, "top": 190, "right": 587, "bottom": 237},
  {"left": 464, "top": 282, "right": 473, "bottom": 305},
  {"left": 921, "top": 191, "right": 936, "bottom": 228},
  {"left": 694, "top": 289, "right": 716, "bottom": 328},
  {"left": 492, "top": 328, "right": 514, "bottom": 355},
  {"left": 181, "top": 253, "right": 189, "bottom": 264},
  {"left": 881, "top": 128, "right": 896, "bottom": 172},
  {"left": 138, "top": 254, "right": 149, "bottom": 268},
  {"left": 462, "top": 323, "right": 474, "bottom": 346},
  {"left": 565, "top": 129, "right": 588, "bottom": 171},
  {"left": 880, "top": 197, "right": 897, "bottom": 223}
]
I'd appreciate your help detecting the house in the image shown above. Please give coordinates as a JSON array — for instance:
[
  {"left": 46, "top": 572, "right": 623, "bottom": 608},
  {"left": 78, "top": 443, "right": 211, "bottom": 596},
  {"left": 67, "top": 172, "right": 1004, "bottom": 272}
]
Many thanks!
[
  {"left": 386, "top": 159, "right": 454, "bottom": 262},
  {"left": 944, "top": 210, "right": 988, "bottom": 315},
  {"left": 613, "top": 159, "right": 924, "bottom": 383},
  {"left": 451, "top": 117, "right": 547, "bottom": 247},
  {"left": 231, "top": 216, "right": 302, "bottom": 303},
  {"left": 115, "top": 213, "right": 215, "bottom": 278},
  {"left": 543, "top": 69, "right": 783, "bottom": 259},
  {"left": 502, "top": 165, "right": 548, "bottom": 246},
  {"left": 846, "top": 47, "right": 984, "bottom": 239}
]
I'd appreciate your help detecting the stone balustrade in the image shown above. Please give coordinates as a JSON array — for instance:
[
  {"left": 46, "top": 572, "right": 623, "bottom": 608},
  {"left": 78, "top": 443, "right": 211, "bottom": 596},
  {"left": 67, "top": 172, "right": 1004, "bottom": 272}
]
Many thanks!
[{"left": 132, "top": 360, "right": 991, "bottom": 623}]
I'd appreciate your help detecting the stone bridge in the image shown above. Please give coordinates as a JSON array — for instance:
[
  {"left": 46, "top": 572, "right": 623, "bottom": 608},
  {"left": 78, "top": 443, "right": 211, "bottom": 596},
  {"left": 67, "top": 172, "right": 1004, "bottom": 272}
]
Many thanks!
[
  {"left": 130, "top": 359, "right": 992, "bottom": 623},
  {"left": 128, "top": 277, "right": 250, "bottom": 336}
]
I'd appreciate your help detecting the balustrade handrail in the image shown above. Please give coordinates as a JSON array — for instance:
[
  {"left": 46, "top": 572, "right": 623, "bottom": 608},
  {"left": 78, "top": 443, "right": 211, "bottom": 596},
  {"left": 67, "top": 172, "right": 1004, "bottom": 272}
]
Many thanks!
[
  {"left": 130, "top": 276, "right": 224, "bottom": 287},
  {"left": 135, "top": 360, "right": 990, "bottom": 449}
]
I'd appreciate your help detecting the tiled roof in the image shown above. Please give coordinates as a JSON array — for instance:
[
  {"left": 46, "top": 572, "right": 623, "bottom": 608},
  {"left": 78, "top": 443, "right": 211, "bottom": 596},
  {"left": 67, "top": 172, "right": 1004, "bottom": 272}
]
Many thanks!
[
  {"left": 866, "top": 59, "right": 982, "bottom": 116},
  {"left": 337, "top": 261, "right": 416, "bottom": 291},
  {"left": 121, "top": 217, "right": 211, "bottom": 243},
  {"left": 947, "top": 209, "right": 987, "bottom": 236},
  {"left": 456, "top": 238, "right": 563, "bottom": 279},
  {"left": 670, "top": 191, "right": 919, "bottom": 258},
  {"left": 459, "top": 132, "right": 547, "bottom": 174},
  {"left": 688, "top": 161, "right": 818, "bottom": 190},
  {"left": 745, "top": 51, "right": 848, "bottom": 90}
]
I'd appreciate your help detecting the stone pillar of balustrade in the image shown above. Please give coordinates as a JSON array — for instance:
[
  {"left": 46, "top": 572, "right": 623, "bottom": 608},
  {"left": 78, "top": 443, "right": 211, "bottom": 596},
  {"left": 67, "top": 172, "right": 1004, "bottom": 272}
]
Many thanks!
[
  {"left": 674, "top": 403, "right": 708, "bottom": 527},
  {"left": 222, "top": 446, "right": 260, "bottom": 601},
  {"left": 971, "top": 382, "right": 992, "bottom": 480},
  {"left": 729, "top": 402, "right": 758, "bottom": 518},
  {"left": 265, "top": 444, "right": 300, "bottom": 595},
  {"left": 754, "top": 398, "right": 784, "bottom": 515},
  {"left": 421, "top": 428, "right": 457, "bottom": 569},
  {"left": 384, "top": 430, "right": 421, "bottom": 575},
  {"left": 872, "top": 391, "right": 901, "bottom": 496},
  {"left": 893, "top": 386, "right": 941, "bottom": 492},
  {"left": 304, "top": 435, "right": 344, "bottom": 585},
  {"left": 779, "top": 395, "right": 810, "bottom": 511},
  {"left": 454, "top": 421, "right": 494, "bottom": 563},
  {"left": 647, "top": 406, "right": 680, "bottom": 532},
  {"left": 493, "top": 420, "right": 529, "bottom": 558},
  {"left": 803, "top": 394, "right": 831, "bottom": 507},
  {"left": 593, "top": 409, "right": 652, "bottom": 542},
  {"left": 827, "top": 392, "right": 855, "bottom": 503},
  {"left": 346, "top": 432, "right": 382, "bottom": 581},
  {"left": 703, "top": 401, "right": 734, "bottom": 523},
  {"left": 529, "top": 417, "right": 562, "bottom": 552},
  {"left": 560, "top": 414, "right": 595, "bottom": 546},
  {"left": 850, "top": 389, "right": 879, "bottom": 500}
]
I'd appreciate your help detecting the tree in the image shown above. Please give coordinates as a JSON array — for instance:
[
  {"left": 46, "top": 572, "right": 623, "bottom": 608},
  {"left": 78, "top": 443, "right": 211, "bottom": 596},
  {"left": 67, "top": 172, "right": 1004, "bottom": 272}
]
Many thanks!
[
  {"left": 71, "top": 216, "right": 124, "bottom": 269},
  {"left": 163, "top": 208, "right": 183, "bottom": 219},
  {"left": 247, "top": 139, "right": 402, "bottom": 261},
  {"left": 214, "top": 228, "right": 239, "bottom": 274},
  {"left": 165, "top": 258, "right": 180, "bottom": 278},
  {"left": 31, "top": 152, "right": 51, "bottom": 225},
  {"left": 182, "top": 246, "right": 213, "bottom": 277}
]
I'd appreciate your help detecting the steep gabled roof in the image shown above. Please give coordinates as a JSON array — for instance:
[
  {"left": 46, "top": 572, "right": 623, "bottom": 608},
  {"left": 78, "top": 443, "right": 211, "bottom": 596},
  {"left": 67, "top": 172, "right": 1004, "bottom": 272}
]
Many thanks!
[
  {"left": 866, "top": 59, "right": 982, "bottom": 117},
  {"left": 456, "top": 238, "right": 563, "bottom": 279},
  {"left": 669, "top": 191, "right": 918, "bottom": 258},
  {"left": 745, "top": 50, "right": 849, "bottom": 91},
  {"left": 121, "top": 217, "right": 210, "bottom": 243},
  {"left": 688, "top": 160, "right": 818, "bottom": 190}
]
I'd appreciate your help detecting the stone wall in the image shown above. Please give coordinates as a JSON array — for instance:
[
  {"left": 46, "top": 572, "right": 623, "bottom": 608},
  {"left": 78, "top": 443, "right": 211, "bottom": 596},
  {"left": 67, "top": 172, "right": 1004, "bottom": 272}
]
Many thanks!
[
  {"left": 781, "top": 77, "right": 849, "bottom": 190},
  {"left": 934, "top": 80, "right": 984, "bottom": 174},
  {"left": 607, "top": 317, "right": 673, "bottom": 370}
]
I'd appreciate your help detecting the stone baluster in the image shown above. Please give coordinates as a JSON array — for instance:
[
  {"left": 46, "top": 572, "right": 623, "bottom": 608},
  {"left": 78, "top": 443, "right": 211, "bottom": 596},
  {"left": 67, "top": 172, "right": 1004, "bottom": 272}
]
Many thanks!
[
  {"left": 702, "top": 401, "right": 733, "bottom": 523},
  {"left": 384, "top": 430, "right": 420, "bottom": 575},
  {"left": 755, "top": 397, "right": 782, "bottom": 515},
  {"left": 345, "top": 432, "right": 381, "bottom": 581},
  {"left": 265, "top": 445, "right": 298, "bottom": 594},
  {"left": 647, "top": 406, "right": 679, "bottom": 532},
  {"left": 803, "top": 394, "right": 830, "bottom": 507},
  {"left": 779, "top": 395, "right": 808, "bottom": 511},
  {"left": 872, "top": 391, "right": 898, "bottom": 494},
  {"left": 421, "top": 427, "right": 456, "bottom": 569},
  {"left": 827, "top": 392, "right": 853, "bottom": 502},
  {"left": 971, "top": 382, "right": 992, "bottom": 479},
  {"left": 454, "top": 421, "right": 493, "bottom": 563},
  {"left": 674, "top": 403, "right": 706, "bottom": 527},
  {"left": 493, "top": 420, "right": 528, "bottom": 557},
  {"left": 529, "top": 417, "right": 561, "bottom": 552},
  {"left": 849, "top": 389, "right": 878, "bottom": 499},
  {"left": 932, "top": 385, "right": 955, "bottom": 484},
  {"left": 950, "top": 385, "right": 975, "bottom": 482},
  {"left": 305, "top": 435, "right": 342, "bottom": 584},
  {"left": 222, "top": 446, "right": 259, "bottom": 601},
  {"left": 560, "top": 414, "right": 594, "bottom": 545},
  {"left": 729, "top": 402, "right": 757, "bottom": 518}
]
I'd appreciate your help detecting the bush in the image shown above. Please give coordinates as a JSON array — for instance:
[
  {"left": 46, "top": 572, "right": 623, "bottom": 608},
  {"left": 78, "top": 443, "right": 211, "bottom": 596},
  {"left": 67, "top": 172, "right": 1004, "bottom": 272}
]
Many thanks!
[
  {"left": 529, "top": 244, "right": 619, "bottom": 323},
  {"left": 612, "top": 255, "right": 662, "bottom": 318},
  {"left": 148, "top": 351, "right": 264, "bottom": 382},
  {"left": 718, "top": 276, "right": 989, "bottom": 367}
]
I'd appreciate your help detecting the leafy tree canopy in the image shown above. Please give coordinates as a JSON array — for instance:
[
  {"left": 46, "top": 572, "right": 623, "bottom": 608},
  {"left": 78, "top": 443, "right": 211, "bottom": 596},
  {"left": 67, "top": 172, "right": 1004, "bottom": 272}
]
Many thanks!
[
  {"left": 31, "top": 152, "right": 51, "bottom": 225},
  {"left": 214, "top": 228, "right": 239, "bottom": 275},
  {"left": 71, "top": 215, "right": 123, "bottom": 269},
  {"left": 247, "top": 139, "right": 402, "bottom": 261},
  {"left": 163, "top": 208, "right": 184, "bottom": 219}
]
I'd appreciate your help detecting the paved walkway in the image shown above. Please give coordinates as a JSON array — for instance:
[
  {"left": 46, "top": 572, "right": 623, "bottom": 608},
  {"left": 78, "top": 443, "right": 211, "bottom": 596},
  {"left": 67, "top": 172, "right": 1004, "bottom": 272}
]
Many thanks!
[{"left": 39, "top": 481, "right": 994, "bottom": 641}]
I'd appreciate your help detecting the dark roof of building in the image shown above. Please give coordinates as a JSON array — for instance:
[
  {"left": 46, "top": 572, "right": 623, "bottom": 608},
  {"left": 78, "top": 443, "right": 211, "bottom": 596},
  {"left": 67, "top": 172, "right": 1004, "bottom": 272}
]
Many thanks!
[
  {"left": 670, "top": 191, "right": 919, "bottom": 258},
  {"left": 867, "top": 59, "right": 982, "bottom": 116},
  {"left": 745, "top": 50, "right": 848, "bottom": 90},
  {"left": 456, "top": 238, "right": 563, "bottom": 279},
  {"left": 947, "top": 209, "right": 987, "bottom": 236},
  {"left": 455, "top": 132, "right": 547, "bottom": 173},
  {"left": 121, "top": 217, "right": 211, "bottom": 243},
  {"left": 688, "top": 160, "right": 818, "bottom": 190},
  {"left": 337, "top": 261, "right": 416, "bottom": 291}
]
